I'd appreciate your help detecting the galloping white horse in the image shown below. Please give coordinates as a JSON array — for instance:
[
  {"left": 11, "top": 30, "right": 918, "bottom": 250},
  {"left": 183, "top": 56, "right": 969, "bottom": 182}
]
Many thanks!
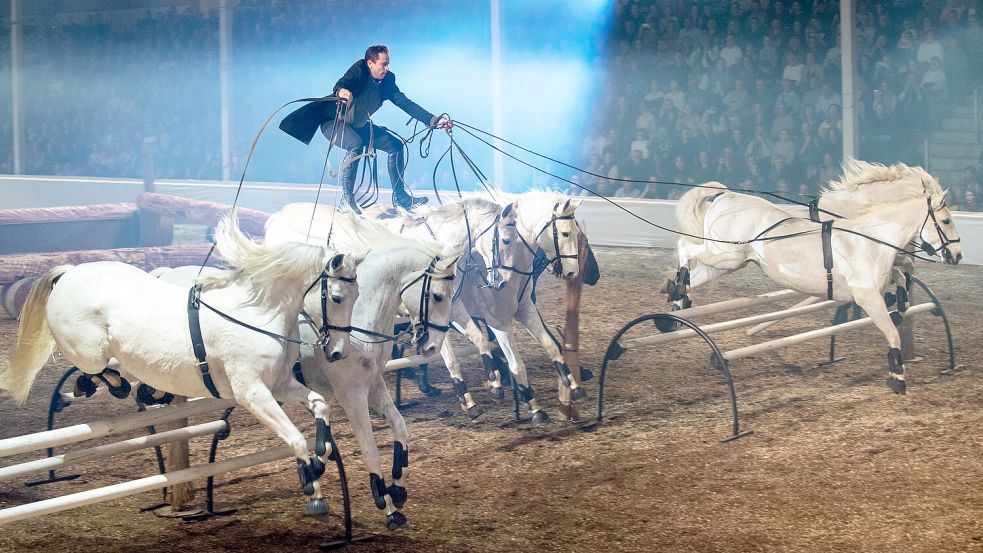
[
  {"left": 669, "top": 161, "right": 962, "bottom": 394},
  {"left": 460, "top": 191, "right": 586, "bottom": 421},
  {"left": 264, "top": 206, "right": 461, "bottom": 530},
  {"left": 0, "top": 215, "right": 360, "bottom": 517}
]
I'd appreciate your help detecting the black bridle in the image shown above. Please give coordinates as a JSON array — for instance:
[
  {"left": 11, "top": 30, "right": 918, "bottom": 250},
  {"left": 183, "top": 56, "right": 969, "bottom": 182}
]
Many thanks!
[
  {"left": 397, "top": 256, "right": 455, "bottom": 347},
  {"left": 301, "top": 268, "right": 357, "bottom": 358},
  {"left": 917, "top": 195, "right": 960, "bottom": 259}
]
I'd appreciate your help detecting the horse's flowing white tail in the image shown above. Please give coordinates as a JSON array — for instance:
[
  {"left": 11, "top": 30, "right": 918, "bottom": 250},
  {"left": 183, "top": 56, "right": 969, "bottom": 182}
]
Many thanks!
[
  {"left": 0, "top": 266, "right": 73, "bottom": 404},
  {"left": 675, "top": 181, "right": 728, "bottom": 243}
]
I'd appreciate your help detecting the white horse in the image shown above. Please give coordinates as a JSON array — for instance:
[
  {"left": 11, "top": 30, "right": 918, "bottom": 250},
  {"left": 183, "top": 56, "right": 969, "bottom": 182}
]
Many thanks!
[
  {"left": 363, "top": 198, "right": 530, "bottom": 419},
  {"left": 457, "top": 191, "right": 586, "bottom": 422},
  {"left": 265, "top": 206, "right": 461, "bottom": 530},
  {"left": 0, "top": 215, "right": 360, "bottom": 517},
  {"left": 669, "top": 161, "right": 962, "bottom": 394}
]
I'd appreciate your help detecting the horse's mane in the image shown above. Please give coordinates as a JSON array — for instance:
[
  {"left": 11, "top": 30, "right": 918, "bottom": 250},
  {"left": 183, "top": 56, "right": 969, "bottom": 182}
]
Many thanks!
[
  {"left": 413, "top": 197, "right": 504, "bottom": 246},
  {"left": 820, "top": 160, "right": 940, "bottom": 214},
  {"left": 202, "top": 214, "right": 327, "bottom": 304},
  {"left": 328, "top": 210, "right": 453, "bottom": 262}
]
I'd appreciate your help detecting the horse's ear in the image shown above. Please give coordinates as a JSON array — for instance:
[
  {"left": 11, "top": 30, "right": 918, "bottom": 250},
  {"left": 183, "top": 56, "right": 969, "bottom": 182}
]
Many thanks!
[
  {"left": 943, "top": 188, "right": 952, "bottom": 201},
  {"left": 572, "top": 198, "right": 584, "bottom": 211},
  {"left": 436, "top": 254, "right": 461, "bottom": 274},
  {"left": 502, "top": 202, "right": 515, "bottom": 219},
  {"left": 330, "top": 253, "right": 345, "bottom": 271}
]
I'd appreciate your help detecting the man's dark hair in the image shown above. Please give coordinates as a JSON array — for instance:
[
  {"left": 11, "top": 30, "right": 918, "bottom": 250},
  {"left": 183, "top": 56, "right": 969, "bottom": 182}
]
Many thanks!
[{"left": 365, "top": 45, "right": 389, "bottom": 62}]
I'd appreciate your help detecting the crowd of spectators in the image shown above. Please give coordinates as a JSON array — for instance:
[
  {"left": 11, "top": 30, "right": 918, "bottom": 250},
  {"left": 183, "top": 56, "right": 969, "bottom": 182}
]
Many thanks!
[
  {"left": 575, "top": 0, "right": 983, "bottom": 210},
  {"left": 1, "top": 1, "right": 982, "bottom": 211}
]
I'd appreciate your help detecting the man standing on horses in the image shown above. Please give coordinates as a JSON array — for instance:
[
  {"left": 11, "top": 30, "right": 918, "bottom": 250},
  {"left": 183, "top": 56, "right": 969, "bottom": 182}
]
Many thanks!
[{"left": 280, "top": 44, "right": 452, "bottom": 213}]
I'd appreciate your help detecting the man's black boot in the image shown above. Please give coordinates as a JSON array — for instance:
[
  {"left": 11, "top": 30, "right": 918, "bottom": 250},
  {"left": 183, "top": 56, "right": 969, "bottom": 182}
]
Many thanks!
[
  {"left": 388, "top": 151, "right": 427, "bottom": 211},
  {"left": 339, "top": 151, "right": 362, "bottom": 214}
]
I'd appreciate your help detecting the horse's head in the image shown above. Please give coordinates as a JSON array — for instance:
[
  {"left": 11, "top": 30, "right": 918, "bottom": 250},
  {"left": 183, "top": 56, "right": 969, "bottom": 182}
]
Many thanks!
[
  {"left": 318, "top": 251, "right": 361, "bottom": 362},
  {"left": 479, "top": 202, "right": 528, "bottom": 291},
  {"left": 920, "top": 188, "right": 962, "bottom": 265},
  {"left": 540, "top": 198, "right": 583, "bottom": 280},
  {"left": 399, "top": 253, "right": 461, "bottom": 356}
]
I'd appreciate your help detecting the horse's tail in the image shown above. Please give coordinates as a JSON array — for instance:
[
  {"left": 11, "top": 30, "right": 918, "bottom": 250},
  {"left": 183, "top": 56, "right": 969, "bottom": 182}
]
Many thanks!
[
  {"left": 0, "top": 265, "right": 72, "bottom": 404},
  {"left": 675, "top": 181, "right": 728, "bottom": 244}
]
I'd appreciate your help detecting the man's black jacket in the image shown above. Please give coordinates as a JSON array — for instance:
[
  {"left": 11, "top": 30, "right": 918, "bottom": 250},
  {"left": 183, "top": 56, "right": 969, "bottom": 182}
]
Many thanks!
[{"left": 280, "top": 59, "right": 436, "bottom": 145}]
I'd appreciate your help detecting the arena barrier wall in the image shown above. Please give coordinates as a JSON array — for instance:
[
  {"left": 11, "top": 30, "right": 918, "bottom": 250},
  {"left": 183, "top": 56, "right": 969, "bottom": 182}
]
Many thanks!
[{"left": 3, "top": 175, "right": 982, "bottom": 265}]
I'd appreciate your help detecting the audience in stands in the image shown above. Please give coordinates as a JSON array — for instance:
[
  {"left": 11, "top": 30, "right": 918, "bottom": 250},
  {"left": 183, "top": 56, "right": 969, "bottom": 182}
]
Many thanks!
[{"left": 2, "top": 0, "right": 982, "bottom": 212}]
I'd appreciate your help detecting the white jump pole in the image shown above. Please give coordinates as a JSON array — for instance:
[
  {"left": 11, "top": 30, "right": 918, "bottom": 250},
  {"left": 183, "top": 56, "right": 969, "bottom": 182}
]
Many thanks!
[
  {"left": 745, "top": 297, "right": 823, "bottom": 336},
  {"left": 621, "top": 298, "right": 838, "bottom": 350},
  {"left": 0, "top": 398, "right": 232, "bottom": 459},
  {"left": 0, "top": 439, "right": 313, "bottom": 525},
  {"left": 667, "top": 289, "right": 800, "bottom": 320},
  {"left": 722, "top": 302, "right": 935, "bottom": 361},
  {"left": 384, "top": 353, "right": 444, "bottom": 372},
  {"left": 0, "top": 420, "right": 228, "bottom": 484}
]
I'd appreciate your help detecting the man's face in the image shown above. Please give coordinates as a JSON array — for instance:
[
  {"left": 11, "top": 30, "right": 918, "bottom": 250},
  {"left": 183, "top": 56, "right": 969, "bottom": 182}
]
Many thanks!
[{"left": 367, "top": 52, "right": 390, "bottom": 80}]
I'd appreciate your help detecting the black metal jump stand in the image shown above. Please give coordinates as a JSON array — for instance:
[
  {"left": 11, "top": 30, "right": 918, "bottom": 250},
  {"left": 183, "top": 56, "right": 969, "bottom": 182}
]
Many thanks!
[
  {"left": 825, "top": 277, "right": 957, "bottom": 373},
  {"left": 25, "top": 367, "right": 84, "bottom": 487},
  {"left": 595, "top": 313, "right": 752, "bottom": 443}
]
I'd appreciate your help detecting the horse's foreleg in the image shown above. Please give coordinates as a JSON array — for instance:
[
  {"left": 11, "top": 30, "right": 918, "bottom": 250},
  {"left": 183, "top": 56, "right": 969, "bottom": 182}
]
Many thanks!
[
  {"left": 439, "top": 340, "right": 483, "bottom": 420},
  {"left": 456, "top": 315, "right": 504, "bottom": 401},
  {"left": 490, "top": 326, "right": 548, "bottom": 424},
  {"left": 514, "top": 299, "right": 585, "bottom": 402},
  {"left": 236, "top": 382, "right": 328, "bottom": 516},
  {"left": 369, "top": 375, "right": 411, "bottom": 514},
  {"left": 853, "top": 288, "right": 907, "bottom": 395},
  {"left": 274, "top": 378, "right": 335, "bottom": 468},
  {"left": 335, "top": 383, "right": 406, "bottom": 530}
]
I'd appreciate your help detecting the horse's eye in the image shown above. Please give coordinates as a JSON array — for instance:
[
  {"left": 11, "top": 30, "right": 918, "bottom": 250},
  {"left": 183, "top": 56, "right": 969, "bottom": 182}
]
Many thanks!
[
  {"left": 942, "top": 219, "right": 951, "bottom": 225},
  {"left": 433, "top": 294, "right": 444, "bottom": 303},
  {"left": 331, "top": 295, "right": 342, "bottom": 304},
  {"left": 561, "top": 232, "right": 571, "bottom": 237},
  {"left": 502, "top": 239, "right": 511, "bottom": 246}
]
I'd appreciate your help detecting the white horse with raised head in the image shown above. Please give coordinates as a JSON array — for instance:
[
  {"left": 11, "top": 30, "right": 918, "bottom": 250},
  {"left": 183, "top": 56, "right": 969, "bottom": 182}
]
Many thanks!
[
  {"left": 0, "top": 215, "right": 360, "bottom": 517},
  {"left": 264, "top": 205, "right": 461, "bottom": 531},
  {"left": 668, "top": 161, "right": 962, "bottom": 394}
]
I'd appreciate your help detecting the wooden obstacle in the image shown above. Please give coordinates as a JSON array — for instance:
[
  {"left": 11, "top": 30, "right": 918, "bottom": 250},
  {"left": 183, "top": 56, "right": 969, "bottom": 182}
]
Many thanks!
[
  {"left": 0, "top": 244, "right": 224, "bottom": 318},
  {"left": 136, "top": 192, "right": 269, "bottom": 238},
  {"left": 595, "top": 277, "right": 955, "bottom": 441}
]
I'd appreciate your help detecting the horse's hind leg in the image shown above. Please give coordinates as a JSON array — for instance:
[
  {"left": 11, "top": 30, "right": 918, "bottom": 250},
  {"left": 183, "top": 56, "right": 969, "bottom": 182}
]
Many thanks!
[
  {"left": 439, "top": 340, "right": 483, "bottom": 420},
  {"left": 853, "top": 288, "right": 907, "bottom": 395},
  {"left": 369, "top": 374, "right": 411, "bottom": 514},
  {"left": 236, "top": 382, "right": 329, "bottom": 516}
]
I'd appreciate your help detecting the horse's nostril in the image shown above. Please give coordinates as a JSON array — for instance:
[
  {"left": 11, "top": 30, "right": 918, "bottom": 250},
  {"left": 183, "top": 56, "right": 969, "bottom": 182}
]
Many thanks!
[{"left": 330, "top": 351, "right": 342, "bottom": 362}]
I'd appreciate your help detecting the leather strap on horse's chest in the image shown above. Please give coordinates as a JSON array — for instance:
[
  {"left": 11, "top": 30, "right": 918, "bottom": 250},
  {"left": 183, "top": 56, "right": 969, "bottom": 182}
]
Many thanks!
[
  {"left": 187, "top": 284, "right": 222, "bottom": 399},
  {"left": 821, "top": 221, "right": 834, "bottom": 300}
]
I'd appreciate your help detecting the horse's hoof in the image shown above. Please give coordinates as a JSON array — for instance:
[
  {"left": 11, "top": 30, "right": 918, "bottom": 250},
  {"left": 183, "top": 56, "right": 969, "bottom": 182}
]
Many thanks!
[
  {"left": 466, "top": 403, "right": 484, "bottom": 421},
  {"left": 570, "top": 387, "right": 586, "bottom": 401},
  {"left": 487, "top": 385, "right": 504, "bottom": 401},
  {"left": 73, "top": 376, "right": 97, "bottom": 398},
  {"left": 107, "top": 379, "right": 131, "bottom": 400},
  {"left": 419, "top": 384, "right": 442, "bottom": 398},
  {"left": 388, "top": 484, "right": 407, "bottom": 508},
  {"left": 386, "top": 511, "right": 409, "bottom": 531},
  {"left": 654, "top": 317, "right": 679, "bottom": 333},
  {"left": 530, "top": 410, "right": 549, "bottom": 424},
  {"left": 887, "top": 377, "right": 907, "bottom": 395},
  {"left": 580, "top": 367, "right": 594, "bottom": 382},
  {"left": 305, "top": 498, "right": 329, "bottom": 517}
]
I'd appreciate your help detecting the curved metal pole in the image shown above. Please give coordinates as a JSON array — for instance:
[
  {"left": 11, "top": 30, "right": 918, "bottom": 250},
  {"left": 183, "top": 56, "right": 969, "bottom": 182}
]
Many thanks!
[
  {"left": 25, "top": 367, "right": 81, "bottom": 486},
  {"left": 596, "top": 313, "right": 751, "bottom": 441},
  {"left": 908, "top": 276, "right": 957, "bottom": 373}
]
